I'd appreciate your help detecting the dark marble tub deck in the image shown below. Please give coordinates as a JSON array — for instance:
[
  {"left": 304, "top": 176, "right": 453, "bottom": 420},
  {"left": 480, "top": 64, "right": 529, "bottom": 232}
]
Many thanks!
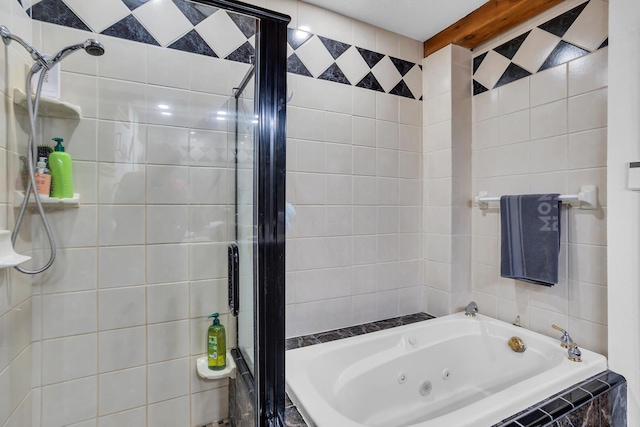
[{"left": 284, "top": 312, "right": 436, "bottom": 427}]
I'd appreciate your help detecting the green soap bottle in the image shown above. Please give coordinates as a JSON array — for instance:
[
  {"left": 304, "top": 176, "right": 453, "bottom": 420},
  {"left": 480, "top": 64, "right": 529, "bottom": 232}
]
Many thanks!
[
  {"left": 49, "top": 137, "right": 73, "bottom": 198},
  {"left": 207, "top": 313, "right": 226, "bottom": 370}
]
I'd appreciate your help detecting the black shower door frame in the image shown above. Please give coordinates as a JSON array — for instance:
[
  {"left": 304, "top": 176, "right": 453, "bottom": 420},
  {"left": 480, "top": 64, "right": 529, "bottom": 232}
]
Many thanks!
[{"left": 191, "top": 1, "right": 289, "bottom": 426}]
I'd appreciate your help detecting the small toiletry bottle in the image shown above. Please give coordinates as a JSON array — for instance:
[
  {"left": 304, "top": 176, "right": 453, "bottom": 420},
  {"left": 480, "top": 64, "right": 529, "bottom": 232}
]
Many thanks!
[
  {"left": 34, "top": 157, "right": 51, "bottom": 196},
  {"left": 48, "top": 137, "right": 73, "bottom": 198},
  {"left": 207, "top": 313, "right": 226, "bottom": 370}
]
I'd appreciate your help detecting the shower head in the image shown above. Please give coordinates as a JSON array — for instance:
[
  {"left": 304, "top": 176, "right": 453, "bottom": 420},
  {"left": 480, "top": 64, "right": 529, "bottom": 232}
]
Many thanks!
[
  {"left": 84, "top": 39, "right": 105, "bottom": 56},
  {"left": 48, "top": 39, "right": 105, "bottom": 68}
]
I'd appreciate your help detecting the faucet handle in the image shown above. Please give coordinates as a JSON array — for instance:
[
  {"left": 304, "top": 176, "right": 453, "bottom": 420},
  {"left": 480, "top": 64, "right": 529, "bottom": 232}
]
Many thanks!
[
  {"left": 551, "top": 325, "right": 574, "bottom": 348},
  {"left": 567, "top": 343, "right": 582, "bottom": 362},
  {"left": 464, "top": 301, "right": 478, "bottom": 317}
]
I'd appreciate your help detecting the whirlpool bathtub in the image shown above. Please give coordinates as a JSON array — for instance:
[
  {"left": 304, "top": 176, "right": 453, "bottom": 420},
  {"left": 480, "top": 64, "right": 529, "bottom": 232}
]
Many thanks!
[{"left": 286, "top": 312, "right": 608, "bottom": 427}]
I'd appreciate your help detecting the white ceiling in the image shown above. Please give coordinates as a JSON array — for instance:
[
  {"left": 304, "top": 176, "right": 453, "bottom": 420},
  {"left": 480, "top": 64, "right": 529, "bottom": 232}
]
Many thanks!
[{"left": 300, "top": 0, "right": 488, "bottom": 42}]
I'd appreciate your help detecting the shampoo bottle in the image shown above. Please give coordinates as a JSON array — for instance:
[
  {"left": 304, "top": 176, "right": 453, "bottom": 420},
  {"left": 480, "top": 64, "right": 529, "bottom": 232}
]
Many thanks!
[
  {"left": 207, "top": 313, "right": 226, "bottom": 370},
  {"left": 49, "top": 137, "right": 73, "bottom": 198},
  {"left": 34, "top": 157, "right": 51, "bottom": 196}
]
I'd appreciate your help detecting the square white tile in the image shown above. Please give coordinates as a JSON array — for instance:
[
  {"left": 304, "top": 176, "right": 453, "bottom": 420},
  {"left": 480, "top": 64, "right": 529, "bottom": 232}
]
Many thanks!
[
  {"left": 190, "top": 387, "right": 229, "bottom": 427},
  {"left": 147, "top": 320, "right": 190, "bottom": 363},
  {"left": 98, "top": 205, "right": 145, "bottom": 246},
  {"left": 568, "top": 88, "right": 607, "bottom": 133},
  {"left": 498, "top": 77, "right": 529, "bottom": 115},
  {"left": 98, "top": 246, "right": 145, "bottom": 288},
  {"left": 97, "top": 35, "right": 148, "bottom": 83},
  {"left": 196, "top": 9, "right": 247, "bottom": 58},
  {"left": 295, "top": 35, "right": 335, "bottom": 79},
  {"left": 98, "top": 327, "right": 146, "bottom": 373},
  {"left": 133, "top": 0, "right": 193, "bottom": 47},
  {"left": 147, "top": 45, "right": 191, "bottom": 90},
  {"left": 98, "top": 287, "right": 145, "bottom": 330},
  {"left": 42, "top": 376, "right": 97, "bottom": 427},
  {"left": 335, "top": 46, "right": 370, "bottom": 87},
  {"left": 371, "top": 56, "right": 402, "bottom": 93},
  {"left": 146, "top": 243, "right": 189, "bottom": 284},
  {"left": 42, "top": 333, "right": 97, "bottom": 385},
  {"left": 146, "top": 205, "right": 189, "bottom": 244},
  {"left": 42, "top": 291, "right": 97, "bottom": 339},
  {"left": 512, "top": 28, "right": 561, "bottom": 73},
  {"left": 64, "top": 0, "right": 130, "bottom": 33},
  {"left": 568, "top": 48, "right": 608, "bottom": 97},
  {"left": 473, "top": 50, "right": 511, "bottom": 91},
  {"left": 98, "top": 163, "right": 145, "bottom": 204},
  {"left": 530, "top": 99, "right": 567, "bottom": 140},
  {"left": 39, "top": 248, "right": 97, "bottom": 294},
  {"left": 562, "top": 0, "right": 609, "bottom": 52},
  {"left": 98, "top": 367, "right": 146, "bottom": 416},
  {"left": 147, "top": 282, "right": 189, "bottom": 323},
  {"left": 190, "top": 242, "right": 227, "bottom": 280},
  {"left": 147, "top": 358, "right": 190, "bottom": 403},
  {"left": 530, "top": 63, "right": 567, "bottom": 107}
]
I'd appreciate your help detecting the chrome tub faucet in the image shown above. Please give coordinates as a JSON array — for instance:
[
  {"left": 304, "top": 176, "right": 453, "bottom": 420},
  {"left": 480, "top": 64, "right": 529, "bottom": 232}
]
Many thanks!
[
  {"left": 551, "top": 325, "right": 574, "bottom": 348},
  {"left": 464, "top": 301, "right": 478, "bottom": 317}
]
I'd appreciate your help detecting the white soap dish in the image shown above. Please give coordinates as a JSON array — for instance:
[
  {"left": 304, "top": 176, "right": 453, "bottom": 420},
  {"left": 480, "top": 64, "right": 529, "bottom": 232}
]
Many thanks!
[
  {"left": 0, "top": 230, "right": 31, "bottom": 268},
  {"left": 196, "top": 351, "right": 236, "bottom": 380}
]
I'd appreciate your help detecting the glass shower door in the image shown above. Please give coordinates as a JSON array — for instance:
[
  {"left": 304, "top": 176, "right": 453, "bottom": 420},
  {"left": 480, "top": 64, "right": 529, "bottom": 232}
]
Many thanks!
[{"left": 234, "top": 67, "right": 257, "bottom": 374}]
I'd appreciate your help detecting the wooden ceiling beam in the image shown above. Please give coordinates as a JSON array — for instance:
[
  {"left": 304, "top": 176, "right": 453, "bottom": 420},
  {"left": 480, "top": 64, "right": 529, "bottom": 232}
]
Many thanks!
[{"left": 423, "top": 0, "right": 565, "bottom": 57}]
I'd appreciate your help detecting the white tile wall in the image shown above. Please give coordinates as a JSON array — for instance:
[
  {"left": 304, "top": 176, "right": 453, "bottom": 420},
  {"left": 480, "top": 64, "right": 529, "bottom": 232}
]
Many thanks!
[
  {"left": 0, "top": 12, "right": 37, "bottom": 427},
  {"left": 2, "top": 1, "right": 426, "bottom": 425},
  {"left": 422, "top": 45, "right": 472, "bottom": 314},
  {"left": 471, "top": 48, "right": 608, "bottom": 354},
  {"left": 15, "top": 18, "right": 241, "bottom": 426},
  {"left": 286, "top": 62, "right": 423, "bottom": 337}
]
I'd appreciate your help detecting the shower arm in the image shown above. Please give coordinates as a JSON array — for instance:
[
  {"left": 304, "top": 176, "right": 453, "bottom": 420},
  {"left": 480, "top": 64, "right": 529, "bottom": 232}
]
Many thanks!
[{"left": 0, "top": 25, "right": 48, "bottom": 68}]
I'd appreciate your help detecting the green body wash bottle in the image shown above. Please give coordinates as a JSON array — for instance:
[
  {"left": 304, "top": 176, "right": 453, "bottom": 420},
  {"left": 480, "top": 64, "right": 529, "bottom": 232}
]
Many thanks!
[
  {"left": 207, "top": 313, "right": 226, "bottom": 370},
  {"left": 49, "top": 137, "right": 73, "bottom": 198}
]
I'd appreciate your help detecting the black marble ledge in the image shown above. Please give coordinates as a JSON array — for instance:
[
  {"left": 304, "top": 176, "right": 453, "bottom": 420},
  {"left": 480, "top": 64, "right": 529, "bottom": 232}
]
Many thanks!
[
  {"left": 285, "top": 312, "right": 435, "bottom": 351},
  {"left": 493, "top": 370, "right": 626, "bottom": 427}
]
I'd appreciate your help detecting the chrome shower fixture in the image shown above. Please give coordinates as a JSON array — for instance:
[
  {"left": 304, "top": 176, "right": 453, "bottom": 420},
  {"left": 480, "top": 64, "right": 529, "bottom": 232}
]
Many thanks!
[
  {"left": 1, "top": 25, "right": 106, "bottom": 274},
  {"left": 48, "top": 38, "right": 105, "bottom": 67},
  {"left": 1, "top": 24, "right": 46, "bottom": 65},
  {"left": 0, "top": 25, "right": 105, "bottom": 71}
]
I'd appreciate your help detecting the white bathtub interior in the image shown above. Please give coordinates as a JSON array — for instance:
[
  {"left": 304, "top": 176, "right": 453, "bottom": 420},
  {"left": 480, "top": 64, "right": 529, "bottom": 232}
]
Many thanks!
[{"left": 286, "top": 312, "right": 608, "bottom": 427}]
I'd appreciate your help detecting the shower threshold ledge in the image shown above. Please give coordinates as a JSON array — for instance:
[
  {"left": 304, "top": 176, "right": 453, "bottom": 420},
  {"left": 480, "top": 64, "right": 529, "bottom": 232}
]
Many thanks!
[
  {"left": 13, "top": 88, "right": 82, "bottom": 120},
  {"left": 196, "top": 351, "right": 236, "bottom": 380}
]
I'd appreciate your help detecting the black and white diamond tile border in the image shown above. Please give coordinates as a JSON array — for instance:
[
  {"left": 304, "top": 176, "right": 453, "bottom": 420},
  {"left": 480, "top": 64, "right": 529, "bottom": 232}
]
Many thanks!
[
  {"left": 472, "top": 0, "right": 608, "bottom": 95},
  {"left": 19, "top": 0, "right": 421, "bottom": 100},
  {"left": 287, "top": 28, "right": 421, "bottom": 99}
]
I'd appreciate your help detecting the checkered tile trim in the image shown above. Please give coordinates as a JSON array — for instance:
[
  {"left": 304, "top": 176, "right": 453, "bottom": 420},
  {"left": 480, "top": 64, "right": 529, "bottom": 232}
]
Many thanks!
[
  {"left": 472, "top": 0, "right": 608, "bottom": 95},
  {"left": 19, "top": 0, "right": 421, "bottom": 100}
]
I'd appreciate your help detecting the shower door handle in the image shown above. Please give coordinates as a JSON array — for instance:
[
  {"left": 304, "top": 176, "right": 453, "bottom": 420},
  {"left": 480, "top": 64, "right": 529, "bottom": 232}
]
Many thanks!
[{"left": 228, "top": 242, "right": 239, "bottom": 316}]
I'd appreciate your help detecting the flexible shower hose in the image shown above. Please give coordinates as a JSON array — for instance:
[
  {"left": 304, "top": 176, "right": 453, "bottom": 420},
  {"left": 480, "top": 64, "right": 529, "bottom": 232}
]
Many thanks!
[{"left": 11, "top": 66, "right": 57, "bottom": 274}]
